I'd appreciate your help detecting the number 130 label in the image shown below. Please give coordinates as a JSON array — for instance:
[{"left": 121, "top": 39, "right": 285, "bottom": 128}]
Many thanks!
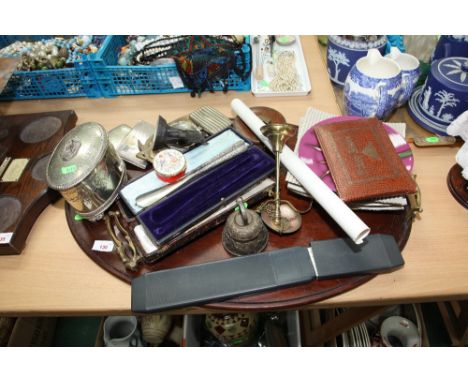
[
  {"left": 92, "top": 240, "right": 115, "bottom": 252},
  {"left": 0, "top": 233, "right": 13, "bottom": 244}
]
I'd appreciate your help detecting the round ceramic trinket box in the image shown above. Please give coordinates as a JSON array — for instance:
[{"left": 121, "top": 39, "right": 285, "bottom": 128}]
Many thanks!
[
  {"left": 408, "top": 56, "right": 468, "bottom": 135},
  {"left": 153, "top": 148, "right": 187, "bottom": 183},
  {"left": 327, "top": 35, "right": 387, "bottom": 87}
]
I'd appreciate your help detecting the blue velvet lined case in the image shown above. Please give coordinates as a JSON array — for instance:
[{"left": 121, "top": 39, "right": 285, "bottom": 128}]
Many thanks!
[
  {"left": 120, "top": 128, "right": 250, "bottom": 215},
  {"left": 138, "top": 146, "right": 275, "bottom": 245}
]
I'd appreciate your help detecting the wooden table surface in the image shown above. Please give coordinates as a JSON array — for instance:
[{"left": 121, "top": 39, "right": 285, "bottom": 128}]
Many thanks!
[{"left": 0, "top": 36, "right": 467, "bottom": 316}]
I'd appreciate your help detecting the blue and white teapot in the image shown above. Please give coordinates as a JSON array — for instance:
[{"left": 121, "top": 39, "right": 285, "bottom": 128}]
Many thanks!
[{"left": 344, "top": 49, "right": 403, "bottom": 120}]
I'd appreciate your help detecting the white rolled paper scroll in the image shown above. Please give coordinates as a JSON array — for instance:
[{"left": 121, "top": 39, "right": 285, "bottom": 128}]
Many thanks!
[{"left": 231, "top": 98, "right": 370, "bottom": 244}]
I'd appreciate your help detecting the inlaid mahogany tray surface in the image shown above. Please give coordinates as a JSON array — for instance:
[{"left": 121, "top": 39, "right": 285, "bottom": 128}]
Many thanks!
[
  {"left": 0, "top": 110, "right": 77, "bottom": 254},
  {"left": 65, "top": 108, "right": 413, "bottom": 311}
]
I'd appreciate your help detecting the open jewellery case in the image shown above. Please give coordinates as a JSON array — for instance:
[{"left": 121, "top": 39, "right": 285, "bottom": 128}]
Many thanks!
[{"left": 119, "top": 128, "right": 275, "bottom": 261}]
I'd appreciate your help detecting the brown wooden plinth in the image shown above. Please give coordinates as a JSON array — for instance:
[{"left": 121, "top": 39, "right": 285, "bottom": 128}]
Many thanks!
[
  {"left": 0, "top": 110, "right": 77, "bottom": 254},
  {"left": 447, "top": 164, "right": 468, "bottom": 209}
]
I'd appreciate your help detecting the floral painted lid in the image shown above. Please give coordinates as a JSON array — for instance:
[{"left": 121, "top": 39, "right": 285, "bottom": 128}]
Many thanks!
[{"left": 433, "top": 56, "right": 468, "bottom": 92}]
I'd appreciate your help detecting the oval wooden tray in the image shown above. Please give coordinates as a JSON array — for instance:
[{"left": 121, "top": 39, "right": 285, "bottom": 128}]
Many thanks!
[{"left": 65, "top": 108, "right": 413, "bottom": 311}]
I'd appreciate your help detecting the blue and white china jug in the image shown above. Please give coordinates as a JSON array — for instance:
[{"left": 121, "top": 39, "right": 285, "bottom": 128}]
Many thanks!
[
  {"left": 344, "top": 49, "right": 402, "bottom": 120},
  {"left": 386, "top": 47, "right": 421, "bottom": 107}
]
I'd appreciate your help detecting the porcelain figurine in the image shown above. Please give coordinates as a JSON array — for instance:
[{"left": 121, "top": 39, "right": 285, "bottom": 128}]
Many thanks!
[
  {"left": 327, "top": 35, "right": 387, "bottom": 87},
  {"left": 408, "top": 56, "right": 468, "bottom": 135},
  {"left": 386, "top": 47, "right": 421, "bottom": 106},
  {"left": 344, "top": 49, "right": 402, "bottom": 120}
]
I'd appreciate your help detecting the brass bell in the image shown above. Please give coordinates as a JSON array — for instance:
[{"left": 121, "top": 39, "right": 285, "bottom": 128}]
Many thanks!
[{"left": 222, "top": 198, "right": 269, "bottom": 257}]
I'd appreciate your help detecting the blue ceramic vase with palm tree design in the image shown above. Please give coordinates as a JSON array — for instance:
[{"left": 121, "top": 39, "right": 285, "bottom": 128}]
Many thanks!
[
  {"left": 327, "top": 35, "right": 387, "bottom": 87},
  {"left": 344, "top": 49, "right": 402, "bottom": 120}
]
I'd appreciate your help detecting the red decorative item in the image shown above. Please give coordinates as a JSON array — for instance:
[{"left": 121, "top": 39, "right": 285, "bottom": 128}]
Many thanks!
[{"left": 153, "top": 149, "right": 187, "bottom": 183}]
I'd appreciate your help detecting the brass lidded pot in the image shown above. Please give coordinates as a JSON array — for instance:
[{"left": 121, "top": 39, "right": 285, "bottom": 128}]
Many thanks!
[{"left": 46, "top": 122, "right": 126, "bottom": 221}]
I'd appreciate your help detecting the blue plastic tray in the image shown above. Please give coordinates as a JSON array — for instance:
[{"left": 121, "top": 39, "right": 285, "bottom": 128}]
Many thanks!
[
  {"left": 91, "top": 35, "right": 251, "bottom": 97},
  {"left": 0, "top": 35, "right": 103, "bottom": 100},
  {"left": 0, "top": 35, "right": 50, "bottom": 49}
]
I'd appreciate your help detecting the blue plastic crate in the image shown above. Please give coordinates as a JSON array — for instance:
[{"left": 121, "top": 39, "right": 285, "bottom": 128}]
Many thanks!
[
  {"left": 0, "top": 35, "right": 103, "bottom": 100},
  {"left": 0, "top": 35, "right": 50, "bottom": 49},
  {"left": 92, "top": 35, "right": 251, "bottom": 97}
]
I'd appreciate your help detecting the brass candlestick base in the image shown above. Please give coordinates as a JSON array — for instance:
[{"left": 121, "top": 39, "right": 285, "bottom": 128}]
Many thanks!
[
  {"left": 260, "top": 199, "right": 302, "bottom": 234},
  {"left": 260, "top": 123, "right": 302, "bottom": 234}
]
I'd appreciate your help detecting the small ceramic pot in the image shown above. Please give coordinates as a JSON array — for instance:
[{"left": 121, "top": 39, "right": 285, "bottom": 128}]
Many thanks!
[
  {"left": 141, "top": 314, "right": 172, "bottom": 346},
  {"left": 327, "top": 35, "right": 387, "bottom": 87},
  {"left": 432, "top": 35, "right": 468, "bottom": 61},
  {"left": 408, "top": 56, "right": 468, "bottom": 135},
  {"left": 380, "top": 316, "right": 421, "bottom": 347},
  {"left": 344, "top": 49, "right": 402, "bottom": 120},
  {"left": 103, "top": 316, "right": 143, "bottom": 347},
  {"left": 386, "top": 47, "right": 421, "bottom": 106}
]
